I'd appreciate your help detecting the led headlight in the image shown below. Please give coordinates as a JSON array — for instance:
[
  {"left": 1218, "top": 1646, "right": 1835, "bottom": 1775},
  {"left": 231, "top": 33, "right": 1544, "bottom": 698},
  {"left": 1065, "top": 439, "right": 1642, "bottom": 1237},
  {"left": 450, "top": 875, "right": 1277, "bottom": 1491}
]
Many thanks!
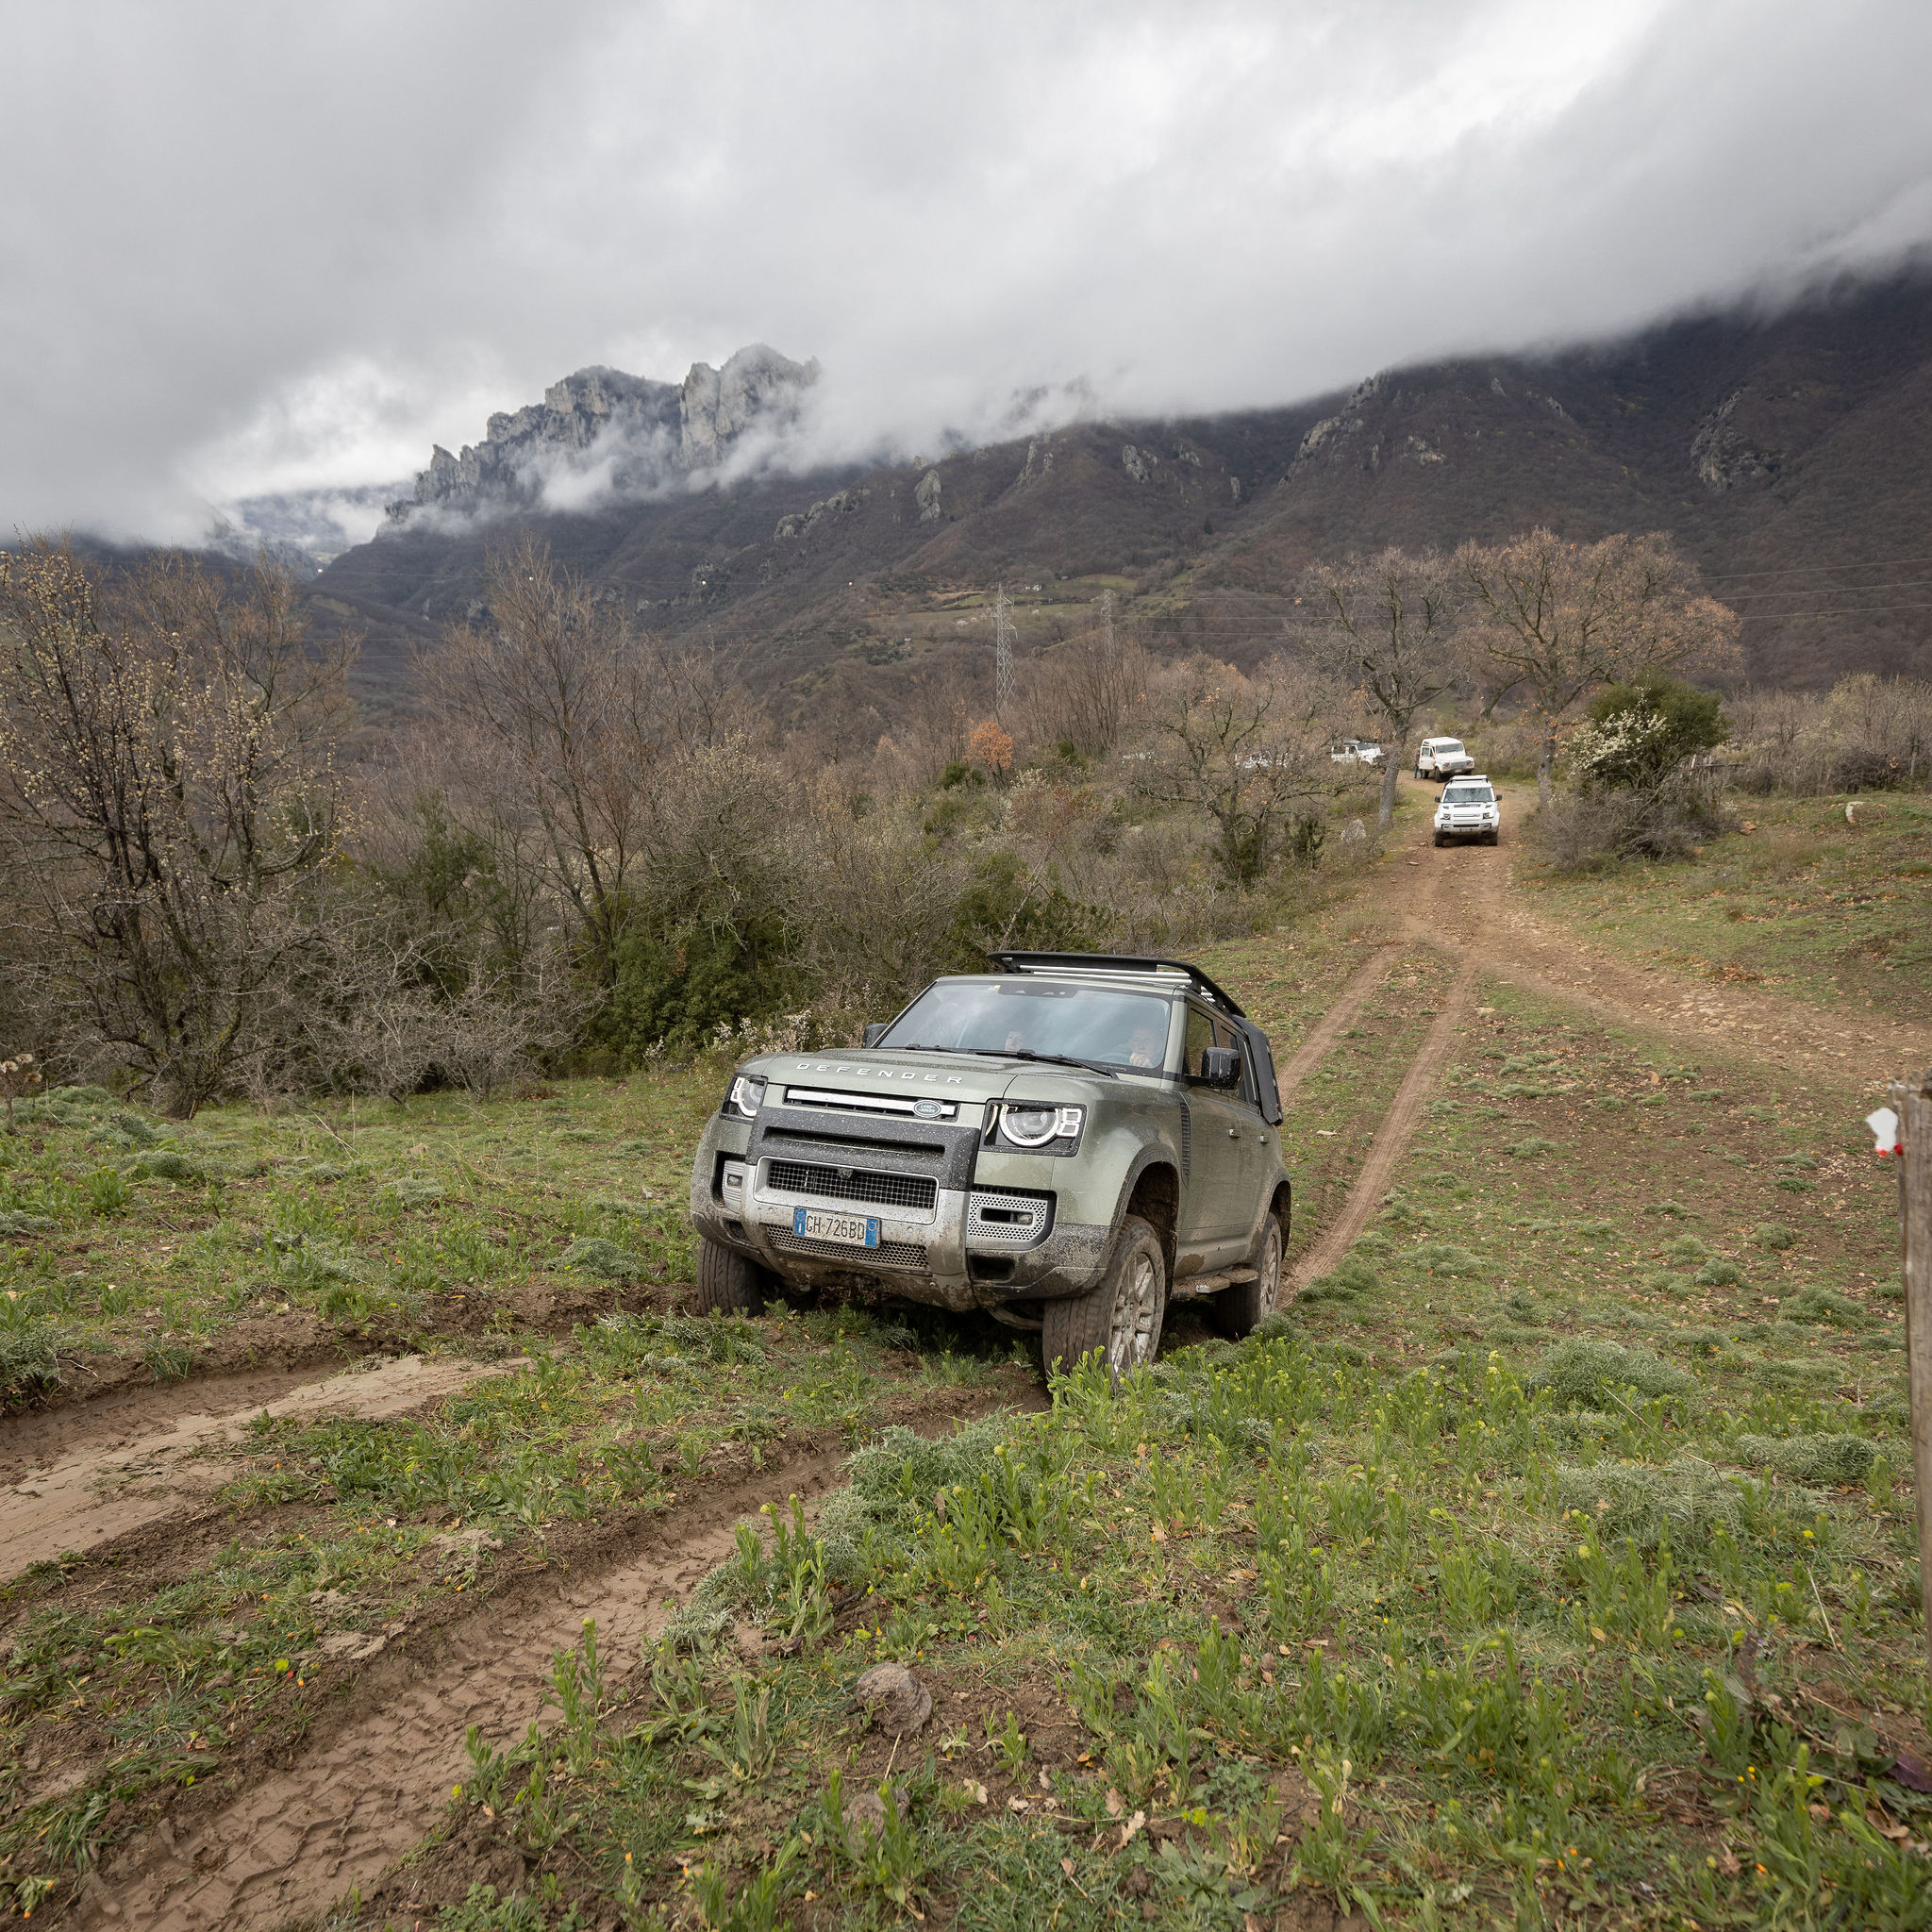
[
  {"left": 724, "top": 1074, "right": 767, "bottom": 1120},
  {"left": 999, "top": 1102, "right": 1085, "bottom": 1148}
]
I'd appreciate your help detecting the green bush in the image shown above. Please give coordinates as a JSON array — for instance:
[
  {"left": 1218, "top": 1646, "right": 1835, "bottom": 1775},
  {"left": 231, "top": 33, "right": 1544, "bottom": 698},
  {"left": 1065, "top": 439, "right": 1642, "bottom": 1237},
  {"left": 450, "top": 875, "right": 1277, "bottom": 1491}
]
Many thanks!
[
  {"left": 1751, "top": 1224, "right": 1797, "bottom": 1252},
  {"left": 1694, "top": 1258, "right": 1745, "bottom": 1288},
  {"left": 1526, "top": 1338, "right": 1692, "bottom": 1407},
  {"left": 1779, "top": 1286, "right": 1869, "bottom": 1327},
  {"left": 1556, "top": 1454, "right": 1740, "bottom": 1549},
  {"left": 559, "top": 1237, "right": 645, "bottom": 1280},
  {"left": 1410, "top": 1241, "right": 1482, "bottom": 1277},
  {"left": 1737, "top": 1433, "right": 1875, "bottom": 1486}
]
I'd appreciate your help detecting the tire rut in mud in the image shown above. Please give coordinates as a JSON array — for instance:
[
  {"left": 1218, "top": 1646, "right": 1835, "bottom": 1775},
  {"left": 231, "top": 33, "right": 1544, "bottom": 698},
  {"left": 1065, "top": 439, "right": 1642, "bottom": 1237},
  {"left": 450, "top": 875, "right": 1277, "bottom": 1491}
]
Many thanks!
[
  {"left": 1289, "top": 957, "right": 1479, "bottom": 1293},
  {"left": 72, "top": 1387, "right": 1021, "bottom": 1932},
  {"left": 1271, "top": 945, "right": 1398, "bottom": 1108},
  {"left": 0, "top": 1355, "right": 523, "bottom": 1582}
]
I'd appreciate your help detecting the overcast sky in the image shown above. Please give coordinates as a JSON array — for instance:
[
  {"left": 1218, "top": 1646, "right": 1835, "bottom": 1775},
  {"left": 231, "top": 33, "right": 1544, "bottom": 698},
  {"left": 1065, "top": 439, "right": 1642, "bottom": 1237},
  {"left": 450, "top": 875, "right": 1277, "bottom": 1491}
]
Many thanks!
[{"left": 6, "top": 0, "right": 1931, "bottom": 544}]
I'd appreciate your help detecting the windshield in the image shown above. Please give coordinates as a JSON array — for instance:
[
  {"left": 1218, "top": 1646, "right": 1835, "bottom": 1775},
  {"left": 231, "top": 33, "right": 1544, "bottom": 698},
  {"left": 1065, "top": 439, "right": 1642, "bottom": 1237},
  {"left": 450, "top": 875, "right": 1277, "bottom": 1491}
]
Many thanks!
[
  {"left": 1442, "top": 784, "right": 1493, "bottom": 805},
  {"left": 1433, "top": 741, "right": 1466, "bottom": 756},
  {"left": 879, "top": 981, "right": 1174, "bottom": 1069}
]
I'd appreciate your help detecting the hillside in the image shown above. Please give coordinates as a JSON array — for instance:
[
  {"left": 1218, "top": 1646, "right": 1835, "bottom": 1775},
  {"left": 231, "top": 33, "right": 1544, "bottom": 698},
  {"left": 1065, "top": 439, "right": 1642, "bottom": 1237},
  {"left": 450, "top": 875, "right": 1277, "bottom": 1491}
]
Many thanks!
[{"left": 314, "top": 272, "right": 1932, "bottom": 714}]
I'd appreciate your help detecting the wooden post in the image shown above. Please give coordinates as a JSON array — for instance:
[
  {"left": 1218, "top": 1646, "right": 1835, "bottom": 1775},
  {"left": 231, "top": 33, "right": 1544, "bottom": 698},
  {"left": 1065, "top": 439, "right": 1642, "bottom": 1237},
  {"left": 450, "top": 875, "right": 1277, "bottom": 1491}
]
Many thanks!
[{"left": 1893, "top": 1068, "right": 1932, "bottom": 1688}]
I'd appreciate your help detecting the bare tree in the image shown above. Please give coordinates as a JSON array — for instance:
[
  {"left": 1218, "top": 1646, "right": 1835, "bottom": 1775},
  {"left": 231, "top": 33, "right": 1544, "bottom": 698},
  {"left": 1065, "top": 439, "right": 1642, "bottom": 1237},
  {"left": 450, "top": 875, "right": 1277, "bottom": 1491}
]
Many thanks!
[
  {"left": 1136, "top": 658, "right": 1334, "bottom": 886},
  {"left": 0, "top": 542, "right": 353, "bottom": 1113},
  {"left": 1301, "top": 547, "right": 1459, "bottom": 827},
  {"left": 414, "top": 536, "right": 755, "bottom": 981},
  {"left": 1026, "top": 609, "right": 1150, "bottom": 759},
  {"left": 1457, "top": 529, "right": 1740, "bottom": 808}
]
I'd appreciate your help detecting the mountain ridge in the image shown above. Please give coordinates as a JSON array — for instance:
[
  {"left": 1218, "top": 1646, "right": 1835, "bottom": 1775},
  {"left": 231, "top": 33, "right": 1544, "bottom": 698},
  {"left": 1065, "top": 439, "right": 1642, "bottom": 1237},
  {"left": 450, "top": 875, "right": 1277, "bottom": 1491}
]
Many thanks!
[{"left": 308, "top": 272, "right": 1932, "bottom": 713}]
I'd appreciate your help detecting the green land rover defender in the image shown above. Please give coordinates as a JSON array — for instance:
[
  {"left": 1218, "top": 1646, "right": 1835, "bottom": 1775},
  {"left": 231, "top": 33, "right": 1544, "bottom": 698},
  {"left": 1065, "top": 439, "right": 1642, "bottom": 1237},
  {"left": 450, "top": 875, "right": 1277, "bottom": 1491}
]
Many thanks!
[{"left": 686, "top": 953, "right": 1291, "bottom": 1378}]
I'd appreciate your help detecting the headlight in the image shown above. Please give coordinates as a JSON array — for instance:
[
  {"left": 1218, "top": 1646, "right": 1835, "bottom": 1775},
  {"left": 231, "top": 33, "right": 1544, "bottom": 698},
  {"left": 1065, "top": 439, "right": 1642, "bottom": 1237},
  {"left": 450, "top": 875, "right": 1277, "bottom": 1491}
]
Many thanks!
[
  {"left": 724, "top": 1074, "right": 767, "bottom": 1120},
  {"left": 999, "top": 1102, "right": 1084, "bottom": 1147}
]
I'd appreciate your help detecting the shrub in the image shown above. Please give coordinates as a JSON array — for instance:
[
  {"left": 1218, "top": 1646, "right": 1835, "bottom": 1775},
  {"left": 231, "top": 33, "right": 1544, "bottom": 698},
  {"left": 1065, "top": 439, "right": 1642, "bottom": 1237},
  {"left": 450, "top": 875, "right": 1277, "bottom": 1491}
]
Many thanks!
[
  {"left": 1537, "top": 775, "right": 1730, "bottom": 871},
  {"left": 1556, "top": 1455, "right": 1740, "bottom": 1549},
  {"left": 1526, "top": 1338, "right": 1692, "bottom": 1407},
  {"left": 1780, "top": 1286, "right": 1870, "bottom": 1328},
  {"left": 1410, "top": 1241, "right": 1482, "bottom": 1277},
  {"left": 1694, "top": 1259, "right": 1745, "bottom": 1288},
  {"left": 0, "top": 1322, "right": 60, "bottom": 1397},
  {"left": 1751, "top": 1224, "right": 1797, "bottom": 1252},
  {"left": 1301, "top": 1252, "right": 1378, "bottom": 1304},
  {"left": 559, "top": 1237, "right": 645, "bottom": 1280},
  {"left": 1737, "top": 1433, "right": 1875, "bottom": 1486},
  {"left": 1506, "top": 1137, "right": 1558, "bottom": 1158}
]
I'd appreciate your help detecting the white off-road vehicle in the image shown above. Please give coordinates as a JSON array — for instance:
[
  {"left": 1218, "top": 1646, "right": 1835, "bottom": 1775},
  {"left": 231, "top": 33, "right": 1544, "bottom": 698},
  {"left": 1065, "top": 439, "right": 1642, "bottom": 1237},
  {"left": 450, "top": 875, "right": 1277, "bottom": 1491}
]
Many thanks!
[
  {"left": 1415, "top": 737, "right": 1474, "bottom": 780},
  {"left": 1329, "top": 739, "right": 1385, "bottom": 768},
  {"left": 1433, "top": 774, "right": 1502, "bottom": 845}
]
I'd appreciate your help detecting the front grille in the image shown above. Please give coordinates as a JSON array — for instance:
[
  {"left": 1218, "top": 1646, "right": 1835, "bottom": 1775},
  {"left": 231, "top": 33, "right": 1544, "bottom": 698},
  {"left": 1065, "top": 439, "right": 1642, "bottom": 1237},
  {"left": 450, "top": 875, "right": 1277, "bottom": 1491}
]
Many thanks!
[
  {"left": 772, "top": 1231, "right": 927, "bottom": 1271},
  {"left": 764, "top": 1159, "right": 938, "bottom": 1213},
  {"left": 966, "top": 1190, "right": 1051, "bottom": 1247}
]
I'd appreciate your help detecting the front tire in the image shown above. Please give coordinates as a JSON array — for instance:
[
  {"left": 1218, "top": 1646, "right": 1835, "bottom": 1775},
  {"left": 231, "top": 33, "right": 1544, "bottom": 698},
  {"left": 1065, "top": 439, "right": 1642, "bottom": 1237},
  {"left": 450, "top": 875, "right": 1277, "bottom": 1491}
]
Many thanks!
[
  {"left": 1433, "top": 830, "right": 1446, "bottom": 846},
  {"left": 1042, "top": 1215, "right": 1166, "bottom": 1382},
  {"left": 694, "top": 1236, "right": 771, "bottom": 1314},
  {"left": 1214, "top": 1212, "right": 1284, "bottom": 1339}
]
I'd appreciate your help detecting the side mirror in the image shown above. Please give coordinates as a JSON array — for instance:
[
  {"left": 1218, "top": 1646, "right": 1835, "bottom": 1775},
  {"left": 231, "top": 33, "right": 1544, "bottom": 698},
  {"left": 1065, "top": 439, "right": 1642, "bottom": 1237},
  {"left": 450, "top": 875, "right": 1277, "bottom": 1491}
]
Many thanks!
[
  {"left": 1200, "top": 1046, "right": 1241, "bottom": 1090},
  {"left": 861, "top": 1023, "right": 889, "bottom": 1047}
]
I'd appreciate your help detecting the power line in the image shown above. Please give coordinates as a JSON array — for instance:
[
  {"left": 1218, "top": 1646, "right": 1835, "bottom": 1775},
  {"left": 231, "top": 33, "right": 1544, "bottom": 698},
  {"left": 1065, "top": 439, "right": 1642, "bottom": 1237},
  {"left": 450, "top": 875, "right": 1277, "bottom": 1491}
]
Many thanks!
[
  {"left": 1706, "top": 552, "right": 1932, "bottom": 581},
  {"left": 1726, "top": 577, "right": 1932, "bottom": 601}
]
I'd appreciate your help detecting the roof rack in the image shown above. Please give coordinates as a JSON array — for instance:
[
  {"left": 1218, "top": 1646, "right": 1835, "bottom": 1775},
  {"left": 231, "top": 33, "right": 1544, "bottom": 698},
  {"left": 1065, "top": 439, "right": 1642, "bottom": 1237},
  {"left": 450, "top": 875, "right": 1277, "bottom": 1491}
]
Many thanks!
[{"left": 986, "top": 951, "right": 1246, "bottom": 1019}]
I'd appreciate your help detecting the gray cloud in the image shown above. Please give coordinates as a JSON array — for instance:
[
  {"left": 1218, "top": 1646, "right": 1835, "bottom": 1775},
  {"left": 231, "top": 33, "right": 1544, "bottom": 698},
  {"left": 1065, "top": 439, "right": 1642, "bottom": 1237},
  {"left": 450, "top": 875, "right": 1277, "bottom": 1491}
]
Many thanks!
[{"left": 5, "top": 0, "right": 1931, "bottom": 542}]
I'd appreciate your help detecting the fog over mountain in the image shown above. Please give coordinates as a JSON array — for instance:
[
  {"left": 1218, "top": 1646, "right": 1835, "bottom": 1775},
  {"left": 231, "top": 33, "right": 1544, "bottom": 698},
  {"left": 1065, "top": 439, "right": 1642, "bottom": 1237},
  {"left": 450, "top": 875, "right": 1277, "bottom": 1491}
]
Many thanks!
[{"left": 5, "top": 1, "right": 1932, "bottom": 549}]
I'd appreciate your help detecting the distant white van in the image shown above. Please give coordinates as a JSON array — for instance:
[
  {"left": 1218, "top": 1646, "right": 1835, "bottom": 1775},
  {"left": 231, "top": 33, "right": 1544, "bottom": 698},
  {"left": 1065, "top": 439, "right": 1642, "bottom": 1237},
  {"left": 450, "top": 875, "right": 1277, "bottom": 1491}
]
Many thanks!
[{"left": 1415, "top": 736, "right": 1474, "bottom": 780}]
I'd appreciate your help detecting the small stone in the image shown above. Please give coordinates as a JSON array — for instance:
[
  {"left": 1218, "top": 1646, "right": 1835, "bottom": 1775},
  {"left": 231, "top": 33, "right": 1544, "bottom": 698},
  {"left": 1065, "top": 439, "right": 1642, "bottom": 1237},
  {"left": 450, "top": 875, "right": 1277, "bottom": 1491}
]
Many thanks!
[{"left": 850, "top": 1661, "right": 932, "bottom": 1737}]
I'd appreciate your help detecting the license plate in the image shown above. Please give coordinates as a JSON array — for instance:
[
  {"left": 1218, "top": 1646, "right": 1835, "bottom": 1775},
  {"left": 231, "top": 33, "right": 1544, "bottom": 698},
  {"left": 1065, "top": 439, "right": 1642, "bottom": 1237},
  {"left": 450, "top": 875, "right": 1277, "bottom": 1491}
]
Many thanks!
[{"left": 794, "top": 1206, "right": 880, "bottom": 1248}]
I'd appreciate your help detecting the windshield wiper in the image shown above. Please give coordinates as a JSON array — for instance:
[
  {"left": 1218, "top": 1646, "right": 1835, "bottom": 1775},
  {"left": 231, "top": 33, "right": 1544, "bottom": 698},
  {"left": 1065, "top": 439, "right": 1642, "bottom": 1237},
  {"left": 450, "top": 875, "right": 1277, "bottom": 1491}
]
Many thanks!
[
  {"left": 877, "top": 1042, "right": 1117, "bottom": 1077},
  {"left": 1000, "top": 1048, "right": 1118, "bottom": 1078}
]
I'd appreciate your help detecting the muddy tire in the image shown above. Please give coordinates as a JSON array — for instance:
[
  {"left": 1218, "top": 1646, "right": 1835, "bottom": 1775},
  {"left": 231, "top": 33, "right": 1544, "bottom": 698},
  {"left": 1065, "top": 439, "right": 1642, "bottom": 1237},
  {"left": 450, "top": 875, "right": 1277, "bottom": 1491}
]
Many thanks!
[
  {"left": 1432, "top": 830, "right": 1446, "bottom": 847},
  {"left": 1042, "top": 1215, "right": 1166, "bottom": 1382},
  {"left": 1214, "top": 1211, "right": 1285, "bottom": 1339},
  {"left": 694, "top": 1237, "right": 771, "bottom": 1315}
]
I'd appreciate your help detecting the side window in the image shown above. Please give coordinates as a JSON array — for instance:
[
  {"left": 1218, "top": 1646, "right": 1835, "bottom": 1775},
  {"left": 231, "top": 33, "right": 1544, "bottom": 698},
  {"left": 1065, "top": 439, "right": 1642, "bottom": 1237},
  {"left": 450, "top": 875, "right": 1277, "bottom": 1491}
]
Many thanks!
[{"left": 1183, "top": 1007, "right": 1216, "bottom": 1083}]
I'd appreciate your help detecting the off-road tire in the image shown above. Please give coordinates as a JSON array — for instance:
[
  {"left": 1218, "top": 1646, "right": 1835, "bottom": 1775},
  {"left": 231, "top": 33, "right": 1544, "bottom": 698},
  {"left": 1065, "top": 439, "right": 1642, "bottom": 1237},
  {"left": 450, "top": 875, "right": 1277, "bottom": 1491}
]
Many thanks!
[
  {"left": 695, "top": 1236, "right": 771, "bottom": 1315},
  {"left": 1433, "top": 830, "right": 1446, "bottom": 847},
  {"left": 1484, "top": 828, "right": 1499, "bottom": 846},
  {"left": 1213, "top": 1211, "right": 1284, "bottom": 1339},
  {"left": 1042, "top": 1214, "right": 1166, "bottom": 1382}
]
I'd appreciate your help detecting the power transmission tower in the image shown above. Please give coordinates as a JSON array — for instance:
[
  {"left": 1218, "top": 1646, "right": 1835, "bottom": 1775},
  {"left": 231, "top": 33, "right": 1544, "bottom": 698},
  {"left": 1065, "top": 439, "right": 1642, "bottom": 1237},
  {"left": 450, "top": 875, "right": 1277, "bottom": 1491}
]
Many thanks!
[{"left": 993, "top": 584, "right": 1016, "bottom": 716}]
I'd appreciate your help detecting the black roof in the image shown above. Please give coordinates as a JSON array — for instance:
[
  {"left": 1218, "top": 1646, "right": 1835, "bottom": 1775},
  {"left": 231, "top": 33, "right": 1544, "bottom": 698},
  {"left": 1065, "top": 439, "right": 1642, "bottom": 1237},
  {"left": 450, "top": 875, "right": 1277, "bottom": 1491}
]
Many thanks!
[{"left": 986, "top": 950, "right": 1247, "bottom": 1019}]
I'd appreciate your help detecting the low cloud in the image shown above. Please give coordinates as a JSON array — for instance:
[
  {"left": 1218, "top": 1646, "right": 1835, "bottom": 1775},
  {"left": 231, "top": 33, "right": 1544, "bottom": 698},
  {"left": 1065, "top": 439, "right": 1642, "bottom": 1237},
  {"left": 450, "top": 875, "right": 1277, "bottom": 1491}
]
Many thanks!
[{"left": 5, "top": 0, "right": 1931, "bottom": 544}]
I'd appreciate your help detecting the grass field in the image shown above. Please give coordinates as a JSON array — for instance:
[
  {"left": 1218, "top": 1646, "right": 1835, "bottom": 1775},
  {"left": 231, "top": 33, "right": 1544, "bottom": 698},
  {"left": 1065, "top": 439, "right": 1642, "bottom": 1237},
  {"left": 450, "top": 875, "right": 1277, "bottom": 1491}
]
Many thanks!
[{"left": 1, "top": 816, "right": 1929, "bottom": 1928}]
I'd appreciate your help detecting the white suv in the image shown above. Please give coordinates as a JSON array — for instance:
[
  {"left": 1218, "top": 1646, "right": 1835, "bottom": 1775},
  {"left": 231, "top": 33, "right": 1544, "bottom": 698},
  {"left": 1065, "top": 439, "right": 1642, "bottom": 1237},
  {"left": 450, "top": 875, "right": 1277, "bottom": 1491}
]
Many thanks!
[
  {"left": 1415, "top": 737, "right": 1474, "bottom": 780},
  {"left": 1329, "top": 739, "right": 1385, "bottom": 767},
  {"left": 1434, "top": 775, "right": 1502, "bottom": 846}
]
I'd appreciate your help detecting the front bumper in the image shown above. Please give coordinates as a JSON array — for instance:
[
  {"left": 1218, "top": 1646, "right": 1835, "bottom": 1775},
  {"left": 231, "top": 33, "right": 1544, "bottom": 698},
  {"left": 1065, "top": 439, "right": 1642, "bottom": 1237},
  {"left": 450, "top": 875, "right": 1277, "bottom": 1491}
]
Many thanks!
[
  {"left": 687, "top": 1114, "right": 1112, "bottom": 1313},
  {"left": 1435, "top": 814, "right": 1498, "bottom": 840}
]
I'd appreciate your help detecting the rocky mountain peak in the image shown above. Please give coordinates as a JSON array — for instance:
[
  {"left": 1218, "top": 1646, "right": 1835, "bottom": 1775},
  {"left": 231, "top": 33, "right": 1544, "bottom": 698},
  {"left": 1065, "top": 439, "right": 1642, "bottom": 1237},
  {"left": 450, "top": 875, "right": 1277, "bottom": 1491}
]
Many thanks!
[{"left": 385, "top": 344, "right": 818, "bottom": 527}]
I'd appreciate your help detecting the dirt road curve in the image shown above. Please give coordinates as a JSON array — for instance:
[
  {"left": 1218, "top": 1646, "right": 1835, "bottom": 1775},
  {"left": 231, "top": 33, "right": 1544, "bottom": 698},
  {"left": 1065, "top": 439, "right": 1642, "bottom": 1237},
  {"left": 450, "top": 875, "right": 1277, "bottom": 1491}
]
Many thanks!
[
  {"left": 1391, "top": 781, "right": 1930, "bottom": 1090},
  {"left": 0, "top": 1355, "right": 520, "bottom": 1582}
]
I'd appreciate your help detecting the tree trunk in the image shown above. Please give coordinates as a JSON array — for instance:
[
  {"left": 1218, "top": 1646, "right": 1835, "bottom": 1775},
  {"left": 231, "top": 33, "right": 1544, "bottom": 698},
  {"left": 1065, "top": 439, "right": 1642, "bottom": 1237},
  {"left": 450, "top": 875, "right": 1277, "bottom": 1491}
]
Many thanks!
[
  {"left": 1538, "top": 723, "right": 1557, "bottom": 810},
  {"left": 1378, "top": 748, "right": 1401, "bottom": 830}
]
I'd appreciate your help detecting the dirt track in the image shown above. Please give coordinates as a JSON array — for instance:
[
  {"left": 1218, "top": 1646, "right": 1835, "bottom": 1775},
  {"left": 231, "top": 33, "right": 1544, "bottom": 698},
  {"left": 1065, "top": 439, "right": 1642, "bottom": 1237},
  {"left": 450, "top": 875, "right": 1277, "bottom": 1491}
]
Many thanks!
[
  {"left": 0, "top": 1355, "right": 522, "bottom": 1581},
  {"left": 1288, "top": 776, "right": 1925, "bottom": 1288},
  {"left": 71, "top": 1385, "right": 1031, "bottom": 1932},
  {"left": 1388, "top": 778, "right": 1931, "bottom": 1089}
]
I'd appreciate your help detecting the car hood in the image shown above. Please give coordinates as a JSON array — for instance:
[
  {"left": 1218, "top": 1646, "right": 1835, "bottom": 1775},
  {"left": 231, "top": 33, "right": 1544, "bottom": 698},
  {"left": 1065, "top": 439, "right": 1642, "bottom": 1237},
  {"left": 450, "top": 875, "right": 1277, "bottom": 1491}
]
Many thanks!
[{"left": 744, "top": 1047, "right": 1134, "bottom": 1113}]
